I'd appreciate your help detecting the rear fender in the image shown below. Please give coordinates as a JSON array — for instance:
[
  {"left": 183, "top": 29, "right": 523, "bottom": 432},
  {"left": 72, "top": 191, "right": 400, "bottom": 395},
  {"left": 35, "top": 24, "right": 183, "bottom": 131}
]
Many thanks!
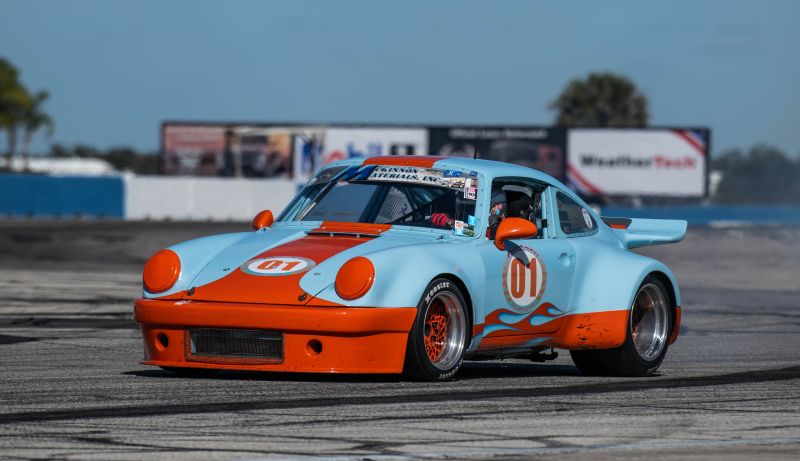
[{"left": 569, "top": 245, "right": 681, "bottom": 315}]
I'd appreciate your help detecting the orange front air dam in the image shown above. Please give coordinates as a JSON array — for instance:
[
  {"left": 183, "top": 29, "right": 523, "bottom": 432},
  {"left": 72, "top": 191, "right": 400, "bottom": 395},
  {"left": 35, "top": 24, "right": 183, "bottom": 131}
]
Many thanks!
[{"left": 134, "top": 299, "right": 417, "bottom": 374}]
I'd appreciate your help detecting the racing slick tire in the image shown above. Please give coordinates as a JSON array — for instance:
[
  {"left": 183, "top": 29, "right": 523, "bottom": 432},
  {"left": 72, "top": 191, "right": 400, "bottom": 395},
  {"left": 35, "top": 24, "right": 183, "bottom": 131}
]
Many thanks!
[
  {"left": 568, "top": 349, "right": 608, "bottom": 376},
  {"left": 404, "top": 278, "right": 469, "bottom": 381},
  {"left": 570, "top": 276, "right": 673, "bottom": 377}
]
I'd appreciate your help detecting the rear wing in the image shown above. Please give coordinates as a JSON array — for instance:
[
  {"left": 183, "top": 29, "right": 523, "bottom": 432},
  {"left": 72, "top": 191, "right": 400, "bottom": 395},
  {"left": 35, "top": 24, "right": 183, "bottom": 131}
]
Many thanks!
[{"left": 602, "top": 217, "right": 687, "bottom": 250}]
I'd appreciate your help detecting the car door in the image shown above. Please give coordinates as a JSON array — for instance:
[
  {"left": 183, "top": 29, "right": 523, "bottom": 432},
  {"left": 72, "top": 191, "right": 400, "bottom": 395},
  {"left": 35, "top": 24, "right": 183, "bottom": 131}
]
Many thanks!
[{"left": 476, "top": 180, "right": 577, "bottom": 345}]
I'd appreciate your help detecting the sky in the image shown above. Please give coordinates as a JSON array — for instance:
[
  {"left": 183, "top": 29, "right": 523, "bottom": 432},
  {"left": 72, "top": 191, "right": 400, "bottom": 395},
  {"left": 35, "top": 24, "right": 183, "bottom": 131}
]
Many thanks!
[{"left": 1, "top": 0, "right": 799, "bottom": 156}]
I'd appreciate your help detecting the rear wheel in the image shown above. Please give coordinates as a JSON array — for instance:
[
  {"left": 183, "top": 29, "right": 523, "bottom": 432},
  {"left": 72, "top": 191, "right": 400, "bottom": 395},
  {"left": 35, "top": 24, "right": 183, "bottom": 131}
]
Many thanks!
[
  {"left": 570, "top": 276, "right": 672, "bottom": 376},
  {"left": 404, "top": 279, "right": 469, "bottom": 381}
]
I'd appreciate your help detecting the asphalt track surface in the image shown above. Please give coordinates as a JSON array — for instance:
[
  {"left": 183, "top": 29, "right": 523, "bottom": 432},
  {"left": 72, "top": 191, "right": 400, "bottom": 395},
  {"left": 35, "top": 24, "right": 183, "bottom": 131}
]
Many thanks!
[{"left": 0, "top": 222, "right": 799, "bottom": 460}]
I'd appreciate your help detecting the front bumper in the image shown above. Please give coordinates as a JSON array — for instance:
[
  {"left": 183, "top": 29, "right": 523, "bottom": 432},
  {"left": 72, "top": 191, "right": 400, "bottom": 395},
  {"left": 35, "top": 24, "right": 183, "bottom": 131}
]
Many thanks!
[{"left": 133, "top": 298, "right": 417, "bottom": 374}]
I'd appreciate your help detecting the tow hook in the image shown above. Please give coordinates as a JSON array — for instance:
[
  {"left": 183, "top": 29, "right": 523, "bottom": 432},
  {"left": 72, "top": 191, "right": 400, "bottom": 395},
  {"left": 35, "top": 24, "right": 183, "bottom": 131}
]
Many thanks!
[{"left": 530, "top": 347, "right": 558, "bottom": 363}]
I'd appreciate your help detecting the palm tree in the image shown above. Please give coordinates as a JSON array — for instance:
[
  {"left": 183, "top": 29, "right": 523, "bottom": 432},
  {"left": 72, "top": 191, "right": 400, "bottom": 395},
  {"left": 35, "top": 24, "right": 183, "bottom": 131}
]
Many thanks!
[
  {"left": 0, "top": 58, "right": 31, "bottom": 168},
  {"left": 550, "top": 72, "right": 649, "bottom": 127},
  {"left": 20, "top": 90, "right": 54, "bottom": 171}
]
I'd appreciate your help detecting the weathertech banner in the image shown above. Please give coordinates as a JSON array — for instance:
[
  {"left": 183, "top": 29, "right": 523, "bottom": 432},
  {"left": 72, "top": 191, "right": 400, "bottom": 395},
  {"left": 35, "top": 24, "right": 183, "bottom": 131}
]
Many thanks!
[{"left": 567, "top": 129, "right": 708, "bottom": 197}]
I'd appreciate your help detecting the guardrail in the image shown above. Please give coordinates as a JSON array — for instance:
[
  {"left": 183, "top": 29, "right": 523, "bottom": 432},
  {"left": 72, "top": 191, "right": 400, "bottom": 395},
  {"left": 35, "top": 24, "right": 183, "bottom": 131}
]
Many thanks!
[{"left": 0, "top": 174, "right": 124, "bottom": 218}]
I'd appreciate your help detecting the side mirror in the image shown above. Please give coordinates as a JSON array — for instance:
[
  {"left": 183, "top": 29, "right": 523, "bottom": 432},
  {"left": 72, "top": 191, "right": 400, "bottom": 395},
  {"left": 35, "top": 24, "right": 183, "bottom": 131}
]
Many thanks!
[
  {"left": 252, "top": 210, "right": 274, "bottom": 230},
  {"left": 494, "top": 217, "right": 538, "bottom": 251}
]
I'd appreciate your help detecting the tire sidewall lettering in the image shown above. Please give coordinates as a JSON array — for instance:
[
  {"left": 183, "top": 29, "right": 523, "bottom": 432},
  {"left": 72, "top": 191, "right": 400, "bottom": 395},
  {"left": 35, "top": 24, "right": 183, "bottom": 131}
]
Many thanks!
[{"left": 424, "top": 281, "right": 451, "bottom": 305}]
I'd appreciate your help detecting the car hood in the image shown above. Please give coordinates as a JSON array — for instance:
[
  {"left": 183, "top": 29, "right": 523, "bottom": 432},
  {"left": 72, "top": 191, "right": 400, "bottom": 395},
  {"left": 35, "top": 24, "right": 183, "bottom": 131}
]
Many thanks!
[{"left": 182, "top": 224, "right": 441, "bottom": 305}]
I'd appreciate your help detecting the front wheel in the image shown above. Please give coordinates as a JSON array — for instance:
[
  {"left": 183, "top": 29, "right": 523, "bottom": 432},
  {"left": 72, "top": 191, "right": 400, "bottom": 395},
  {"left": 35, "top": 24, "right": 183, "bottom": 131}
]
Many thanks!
[
  {"left": 571, "top": 276, "right": 672, "bottom": 376},
  {"left": 404, "top": 279, "right": 469, "bottom": 381}
]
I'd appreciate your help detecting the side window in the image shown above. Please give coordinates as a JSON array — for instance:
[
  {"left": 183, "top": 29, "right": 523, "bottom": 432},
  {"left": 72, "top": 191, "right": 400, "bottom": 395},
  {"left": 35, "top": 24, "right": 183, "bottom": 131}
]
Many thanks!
[
  {"left": 556, "top": 192, "right": 597, "bottom": 236},
  {"left": 489, "top": 179, "right": 546, "bottom": 239}
]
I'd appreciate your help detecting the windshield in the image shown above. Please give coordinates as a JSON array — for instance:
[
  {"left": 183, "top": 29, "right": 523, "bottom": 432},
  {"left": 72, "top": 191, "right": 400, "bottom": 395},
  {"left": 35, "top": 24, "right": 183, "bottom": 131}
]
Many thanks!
[{"left": 280, "top": 165, "right": 479, "bottom": 236}]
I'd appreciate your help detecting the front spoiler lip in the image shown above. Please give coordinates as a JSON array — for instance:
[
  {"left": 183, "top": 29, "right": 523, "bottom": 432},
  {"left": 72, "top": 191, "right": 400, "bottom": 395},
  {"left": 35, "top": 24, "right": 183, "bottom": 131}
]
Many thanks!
[{"left": 134, "top": 298, "right": 417, "bottom": 374}]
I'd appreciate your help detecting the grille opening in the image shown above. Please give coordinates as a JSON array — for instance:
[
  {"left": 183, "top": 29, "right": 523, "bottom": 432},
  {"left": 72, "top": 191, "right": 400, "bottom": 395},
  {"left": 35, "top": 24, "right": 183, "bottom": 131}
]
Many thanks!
[{"left": 187, "top": 328, "right": 283, "bottom": 363}]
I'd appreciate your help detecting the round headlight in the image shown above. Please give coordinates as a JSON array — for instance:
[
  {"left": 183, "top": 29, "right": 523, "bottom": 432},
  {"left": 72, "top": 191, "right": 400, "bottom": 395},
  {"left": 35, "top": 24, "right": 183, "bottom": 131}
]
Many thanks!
[
  {"left": 143, "top": 249, "right": 181, "bottom": 293},
  {"left": 335, "top": 256, "right": 375, "bottom": 300}
]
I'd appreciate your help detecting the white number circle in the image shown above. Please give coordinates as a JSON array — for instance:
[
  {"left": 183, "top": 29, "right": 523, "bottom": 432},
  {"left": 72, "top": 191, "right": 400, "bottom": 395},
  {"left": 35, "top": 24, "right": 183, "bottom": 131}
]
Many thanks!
[
  {"left": 502, "top": 246, "right": 546, "bottom": 312},
  {"left": 241, "top": 256, "right": 315, "bottom": 276}
]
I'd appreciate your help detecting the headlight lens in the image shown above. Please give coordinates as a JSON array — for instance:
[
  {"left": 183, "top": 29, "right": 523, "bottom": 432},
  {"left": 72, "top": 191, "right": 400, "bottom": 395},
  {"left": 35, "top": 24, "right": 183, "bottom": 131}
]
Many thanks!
[
  {"left": 143, "top": 249, "right": 181, "bottom": 293},
  {"left": 335, "top": 256, "right": 375, "bottom": 300}
]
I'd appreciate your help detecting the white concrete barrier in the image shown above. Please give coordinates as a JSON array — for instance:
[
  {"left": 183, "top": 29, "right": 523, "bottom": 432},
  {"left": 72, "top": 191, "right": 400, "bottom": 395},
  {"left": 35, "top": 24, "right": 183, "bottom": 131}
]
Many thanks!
[{"left": 124, "top": 175, "right": 297, "bottom": 221}]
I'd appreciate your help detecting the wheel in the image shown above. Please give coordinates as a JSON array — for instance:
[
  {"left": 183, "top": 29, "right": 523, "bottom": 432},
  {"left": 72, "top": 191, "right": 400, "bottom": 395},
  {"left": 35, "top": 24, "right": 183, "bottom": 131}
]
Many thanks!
[
  {"left": 404, "top": 278, "right": 469, "bottom": 381},
  {"left": 570, "top": 276, "right": 672, "bottom": 377}
]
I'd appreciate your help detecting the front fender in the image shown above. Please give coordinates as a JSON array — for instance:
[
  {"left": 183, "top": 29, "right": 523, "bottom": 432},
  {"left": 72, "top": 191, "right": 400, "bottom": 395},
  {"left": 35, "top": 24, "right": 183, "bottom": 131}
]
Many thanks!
[
  {"left": 309, "top": 241, "right": 485, "bottom": 312},
  {"left": 142, "top": 232, "right": 252, "bottom": 299}
]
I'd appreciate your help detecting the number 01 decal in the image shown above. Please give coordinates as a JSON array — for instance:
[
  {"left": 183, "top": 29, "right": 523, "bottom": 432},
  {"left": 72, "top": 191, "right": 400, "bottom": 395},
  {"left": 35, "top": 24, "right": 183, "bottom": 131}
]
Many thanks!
[
  {"left": 240, "top": 256, "right": 315, "bottom": 276},
  {"left": 502, "top": 245, "right": 547, "bottom": 313}
]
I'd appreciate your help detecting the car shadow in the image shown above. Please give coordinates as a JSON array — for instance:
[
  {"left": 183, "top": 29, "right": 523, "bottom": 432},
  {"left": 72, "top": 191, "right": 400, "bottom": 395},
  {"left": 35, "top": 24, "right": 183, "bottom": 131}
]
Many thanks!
[{"left": 123, "top": 360, "right": 584, "bottom": 382}]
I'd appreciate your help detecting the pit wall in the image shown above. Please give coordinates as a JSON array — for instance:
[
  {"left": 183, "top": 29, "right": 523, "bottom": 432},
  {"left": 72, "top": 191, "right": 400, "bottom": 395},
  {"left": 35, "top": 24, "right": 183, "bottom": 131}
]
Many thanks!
[{"left": 0, "top": 174, "right": 297, "bottom": 221}]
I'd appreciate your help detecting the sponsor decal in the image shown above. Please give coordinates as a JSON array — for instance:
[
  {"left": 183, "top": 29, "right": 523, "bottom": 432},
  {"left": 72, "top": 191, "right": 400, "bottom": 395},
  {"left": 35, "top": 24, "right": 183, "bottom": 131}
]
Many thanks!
[
  {"left": 501, "top": 245, "right": 547, "bottom": 314},
  {"left": 441, "top": 177, "right": 466, "bottom": 189},
  {"left": 453, "top": 220, "right": 465, "bottom": 235},
  {"left": 368, "top": 166, "right": 443, "bottom": 185},
  {"left": 469, "top": 170, "right": 478, "bottom": 177},
  {"left": 582, "top": 208, "right": 593, "bottom": 229},
  {"left": 240, "top": 256, "right": 316, "bottom": 276},
  {"left": 316, "top": 169, "right": 335, "bottom": 182},
  {"left": 366, "top": 166, "right": 479, "bottom": 193},
  {"left": 464, "top": 187, "right": 477, "bottom": 200},
  {"left": 443, "top": 169, "right": 463, "bottom": 177}
]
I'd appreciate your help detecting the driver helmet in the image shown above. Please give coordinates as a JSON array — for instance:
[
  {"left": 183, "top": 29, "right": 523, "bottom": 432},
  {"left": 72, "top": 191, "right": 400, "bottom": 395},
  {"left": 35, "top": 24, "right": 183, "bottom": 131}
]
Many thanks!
[{"left": 491, "top": 188, "right": 506, "bottom": 214}]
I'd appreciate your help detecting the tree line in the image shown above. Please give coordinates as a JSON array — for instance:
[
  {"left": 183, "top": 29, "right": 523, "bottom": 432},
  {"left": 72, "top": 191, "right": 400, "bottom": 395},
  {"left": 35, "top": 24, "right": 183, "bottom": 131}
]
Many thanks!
[{"left": 0, "top": 58, "right": 53, "bottom": 169}]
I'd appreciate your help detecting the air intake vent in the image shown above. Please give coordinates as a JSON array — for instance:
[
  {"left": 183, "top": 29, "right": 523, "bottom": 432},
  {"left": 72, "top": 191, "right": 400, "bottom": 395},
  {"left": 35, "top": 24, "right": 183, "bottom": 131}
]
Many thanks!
[{"left": 186, "top": 328, "right": 283, "bottom": 363}]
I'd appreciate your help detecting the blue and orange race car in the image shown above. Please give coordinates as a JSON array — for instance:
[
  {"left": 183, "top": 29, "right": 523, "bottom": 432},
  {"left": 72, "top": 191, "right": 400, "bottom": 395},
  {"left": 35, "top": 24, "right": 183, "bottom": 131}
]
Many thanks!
[{"left": 134, "top": 156, "right": 686, "bottom": 380}]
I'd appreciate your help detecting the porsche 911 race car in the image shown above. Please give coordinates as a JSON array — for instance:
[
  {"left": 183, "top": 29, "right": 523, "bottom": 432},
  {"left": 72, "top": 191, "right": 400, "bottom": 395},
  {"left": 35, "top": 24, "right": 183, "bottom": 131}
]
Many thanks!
[{"left": 134, "top": 156, "right": 686, "bottom": 380}]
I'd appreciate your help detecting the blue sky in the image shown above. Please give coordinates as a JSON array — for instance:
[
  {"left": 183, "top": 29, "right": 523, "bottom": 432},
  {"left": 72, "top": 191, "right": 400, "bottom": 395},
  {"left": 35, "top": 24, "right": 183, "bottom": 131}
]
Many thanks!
[{"left": 1, "top": 0, "right": 798, "bottom": 156}]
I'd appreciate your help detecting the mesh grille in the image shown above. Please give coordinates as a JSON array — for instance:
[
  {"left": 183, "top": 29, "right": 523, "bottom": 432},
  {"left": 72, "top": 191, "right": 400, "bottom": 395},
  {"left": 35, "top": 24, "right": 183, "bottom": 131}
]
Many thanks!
[{"left": 187, "top": 329, "right": 283, "bottom": 363}]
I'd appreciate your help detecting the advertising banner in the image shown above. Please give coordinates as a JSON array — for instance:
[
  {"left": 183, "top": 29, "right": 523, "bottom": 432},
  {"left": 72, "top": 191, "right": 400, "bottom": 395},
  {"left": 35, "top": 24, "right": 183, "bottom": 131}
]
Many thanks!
[
  {"left": 162, "top": 125, "right": 226, "bottom": 176},
  {"left": 567, "top": 129, "right": 709, "bottom": 197},
  {"left": 428, "top": 127, "right": 567, "bottom": 181},
  {"left": 320, "top": 127, "right": 428, "bottom": 165},
  {"left": 163, "top": 123, "right": 315, "bottom": 178}
]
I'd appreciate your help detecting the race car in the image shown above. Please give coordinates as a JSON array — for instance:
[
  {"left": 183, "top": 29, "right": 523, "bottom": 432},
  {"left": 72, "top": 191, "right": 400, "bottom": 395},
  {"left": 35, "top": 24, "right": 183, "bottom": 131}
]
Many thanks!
[{"left": 134, "top": 156, "right": 686, "bottom": 380}]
